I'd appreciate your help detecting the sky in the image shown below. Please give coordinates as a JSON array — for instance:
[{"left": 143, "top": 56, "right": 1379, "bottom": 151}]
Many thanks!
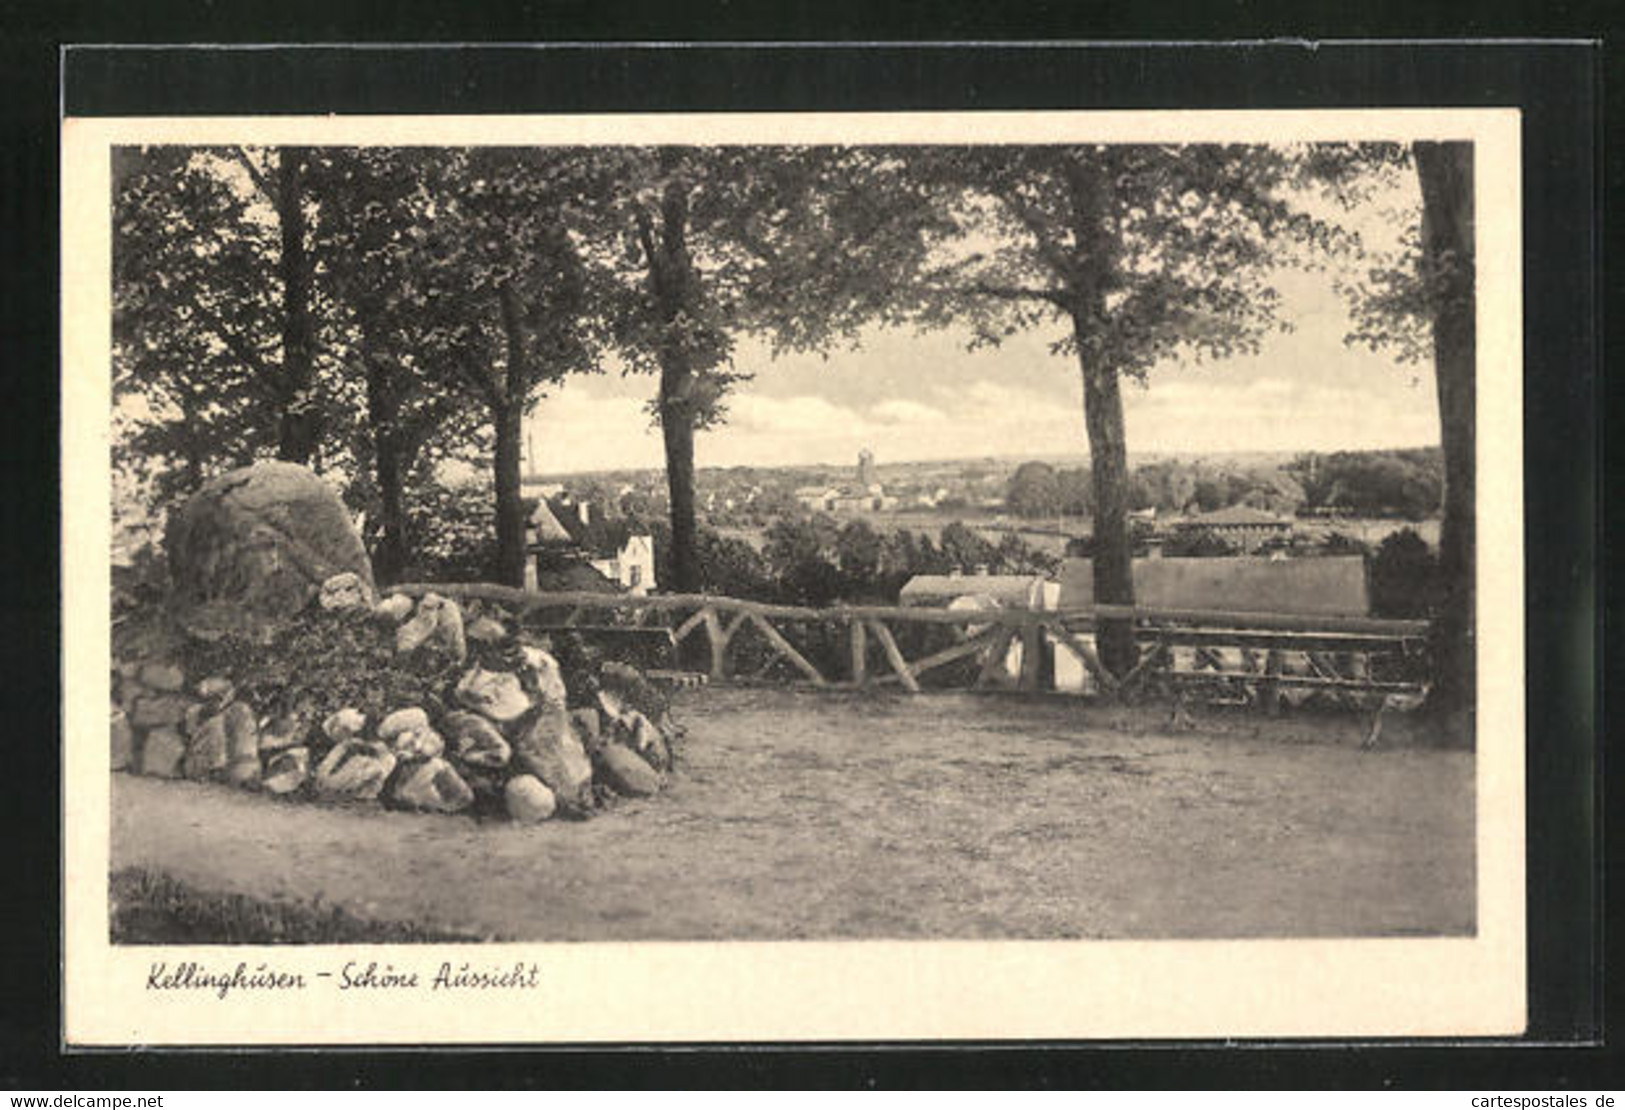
[{"left": 524, "top": 263, "right": 1441, "bottom": 476}]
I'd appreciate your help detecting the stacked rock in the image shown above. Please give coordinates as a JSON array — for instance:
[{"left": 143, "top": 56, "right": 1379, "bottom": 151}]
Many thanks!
[
  {"left": 112, "top": 578, "right": 678, "bottom": 826},
  {"left": 112, "top": 659, "right": 259, "bottom": 786}
]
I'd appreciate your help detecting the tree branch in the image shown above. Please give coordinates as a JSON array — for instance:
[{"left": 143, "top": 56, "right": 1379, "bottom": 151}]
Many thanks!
[
  {"left": 929, "top": 281, "right": 1071, "bottom": 308},
  {"left": 991, "top": 185, "right": 1077, "bottom": 281},
  {"left": 185, "top": 294, "right": 274, "bottom": 388},
  {"left": 230, "top": 147, "right": 274, "bottom": 201}
]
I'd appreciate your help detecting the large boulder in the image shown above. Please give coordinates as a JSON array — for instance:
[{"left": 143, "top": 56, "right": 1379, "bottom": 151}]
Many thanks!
[
  {"left": 164, "top": 462, "right": 374, "bottom": 640},
  {"left": 513, "top": 704, "right": 594, "bottom": 815}
]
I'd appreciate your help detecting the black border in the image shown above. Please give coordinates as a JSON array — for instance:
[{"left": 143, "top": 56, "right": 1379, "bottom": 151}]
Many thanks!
[{"left": 5, "top": 32, "right": 1608, "bottom": 1089}]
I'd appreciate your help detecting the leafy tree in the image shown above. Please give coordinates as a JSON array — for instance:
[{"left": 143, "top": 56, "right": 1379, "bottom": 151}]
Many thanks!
[
  {"left": 1193, "top": 477, "right": 1227, "bottom": 513},
  {"left": 604, "top": 146, "right": 943, "bottom": 595},
  {"left": 113, "top": 147, "right": 286, "bottom": 501},
  {"left": 308, "top": 148, "right": 491, "bottom": 583},
  {"left": 184, "top": 146, "right": 330, "bottom": 465},
  {"left": 938, "top": 521, "right": 998, "bottom": 571},
  {"left": 398, "top": 148, "right": 611, "bottom": 587},
  {"left": 835, "top": 519, "right": 885, "bottom": 585},
  {"left": 901, "top": 144, "right": 1349, "bottom": 674},
  {"left": 1005, "top": 460, "right": 1063, "bottom": 518},
  {"left": 1056, "top": 466, "right": 1094, "bottom": 516},
  {"left": 1328, "top": 142, "right": 1474, "bottom": 727}
]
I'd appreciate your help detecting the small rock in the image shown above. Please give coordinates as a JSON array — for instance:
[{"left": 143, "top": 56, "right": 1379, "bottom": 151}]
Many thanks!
[
  {"left": 111, "top": 709, "right": 132, "bottom": 771},
  {"left": 466, "top": 615, "right": 508, "bottom": 643},
  {"left": 392, "top": 757, "right": 474, "bottom": 813},
  {"left": 518, "top": 645, "right": 567, "bottom": 708},
  {"left": 322, "top": 707, "right": 367, "bottom": 743},
  {"left": 504, "top": 775, "right": 557, "bottom": 823},
  {"left": 227, "top": 754, "right": 261, "bottom": 788},
  {"left": 223, "top": 702, "right": 258, "bottom": 762},
  {"left": 117, "top": 678, "right": 148, "bottom": 713},
  {"left": 454, "top": 667, "right": 532, "bottom": 724},
  {"left": 435, "top": 600, "right": 466, "bottom": 661},
  {"left": 319, "top": 571, "right": 372, "bottom": 611},
  {"left": 259, "top": 713, "right": 307, "bottom": 752},
  {"left": 397, "top": 593, "right": 464, "bottom": 658},
  {"left": 514, "top": 704, "right": 594, "bottom": 814},
  {"left": 596, "top": 688, "right": 626, "bottom": 727},
  {"left": 374, "top": 594, "right": 414, "bottom": 623},
  {"left": 184, "top": 713, "right": 229, "bottom": 780},
  {"left": 263, "top": 747, "right": 309, "bottom": 795},
  {"left": 396, "top": 596, "right": 441, "bottom": 653},
  {"left": 443, "top": 711, "right": 511, "bottom": 769},
  {"left": 313, "top": 739, "right": 396, "bottom": 801},
  {"left": 377, "top": 707, "right": 431, "bottom": 741},
  {"left": 392, "top": 727, "right": 445, "bottom": 761},
  {"left": 569, "top": 707, "right": 602, "bottom": 747},
  {"left": 140, "top": 727, "right": 186, "bottom": 778},
  {"left": 130, "top": 694, "right": 191, "bottom": 729},
  {"left": 594, "top": 743, "right": 662, "bottom": 798},
  {"left": 196, "top": 675, "right": 235, "bottom": 706},
  {"left": 625, "top": 711, "right": 672, "bottom": 772},
  {"left": 139, "top": 661, "right": 187, "bottom": 692},
  {"left": 600, "top": 660, "right": 671, "bottom": 722}
]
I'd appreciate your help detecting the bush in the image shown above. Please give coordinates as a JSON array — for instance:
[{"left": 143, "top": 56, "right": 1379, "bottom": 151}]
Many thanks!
[
  {"left": 404, "top": 479, "right": 501, "bottom": 582},
  {"left": 1368, "top": 528, "right": 1441, "bottom": 618}
]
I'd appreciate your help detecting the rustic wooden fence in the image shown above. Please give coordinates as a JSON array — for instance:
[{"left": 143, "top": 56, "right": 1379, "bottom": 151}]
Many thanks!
[{"left": 395, "top": 582, "right": 1430, "bottom": 708}]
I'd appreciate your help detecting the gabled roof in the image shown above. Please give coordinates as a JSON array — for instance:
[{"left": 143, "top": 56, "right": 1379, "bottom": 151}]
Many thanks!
[{"left": 528, "top": 498, "right": 575, "bottom": 545}]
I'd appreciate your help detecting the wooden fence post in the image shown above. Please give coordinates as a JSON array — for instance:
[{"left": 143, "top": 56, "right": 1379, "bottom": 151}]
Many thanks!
[
  {"left": 1020, "top": 622, "right": 1044, "bottom": 691},
  {"left": 849, "top": 616, "right": 867, "bottom": 686},
  {"left": 1260, "top": 648, "right": 1284, "bottom": 716},
  {"left": 867, "top": 618, "right": 921, "bottom": 693},
  {"left": 703, "top": 607, "right": 727, "bottom": 681}
]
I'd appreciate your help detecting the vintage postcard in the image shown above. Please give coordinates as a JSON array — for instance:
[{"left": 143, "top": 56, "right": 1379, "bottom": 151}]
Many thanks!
[{"left": 62, "top": 108, "right": 1525, "bottom": 1045}]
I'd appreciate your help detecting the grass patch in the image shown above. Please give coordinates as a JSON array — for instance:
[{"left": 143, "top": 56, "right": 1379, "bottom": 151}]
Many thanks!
[{"left": 110, "top": 867, "right": 496, "bottom": 945}]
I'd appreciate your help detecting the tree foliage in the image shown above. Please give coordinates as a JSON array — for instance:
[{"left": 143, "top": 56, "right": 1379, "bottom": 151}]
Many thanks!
[{"left": 889, "top": 143, "right": 1361, "bottom": 673}]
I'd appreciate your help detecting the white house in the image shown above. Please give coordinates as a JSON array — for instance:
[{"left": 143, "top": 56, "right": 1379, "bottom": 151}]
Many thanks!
[{"left": 589, "top": 534, "right": 658, "bottom": 596}]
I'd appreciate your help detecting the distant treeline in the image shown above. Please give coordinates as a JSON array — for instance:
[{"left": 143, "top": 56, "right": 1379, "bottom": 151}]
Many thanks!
[{"left": 1002, "top": 448, "right": 1444, "bottom": 521}]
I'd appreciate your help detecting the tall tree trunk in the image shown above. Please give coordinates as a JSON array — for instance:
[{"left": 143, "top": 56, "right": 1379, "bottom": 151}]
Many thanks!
[
  {"left": 1063, "top": 155, "right": 1138, "bottom": 676},
  {"left": 1077, "top": 346, "right": 1138, "bottom": 676},
  {"left": 494, "top": 283, "right": 530, "bottom": 589},
  {"left": 363, "top": 348, "right": 408, "bottom": 586},
  {"left": 275, "top": 147, "right": 319, "bottom": 464},
  {"left": 646, "top": 181, "right": 702, "bottom": 595},
  {"left": 1415, "top": 141, "right": 1476, "bottom": 740},
  {"left": 661, "top": 391, "right": 699, "bottom": 593}
]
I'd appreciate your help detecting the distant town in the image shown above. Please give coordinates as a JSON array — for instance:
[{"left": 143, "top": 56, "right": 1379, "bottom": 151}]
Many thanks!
[{"left": 512, "top": 444, "right": 1444, "bottom": 622}]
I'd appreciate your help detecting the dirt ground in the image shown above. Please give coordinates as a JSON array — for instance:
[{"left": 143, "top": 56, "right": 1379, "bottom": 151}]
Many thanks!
[{"left": 110, "top": 687, "right": 1475, "bottom": 941}]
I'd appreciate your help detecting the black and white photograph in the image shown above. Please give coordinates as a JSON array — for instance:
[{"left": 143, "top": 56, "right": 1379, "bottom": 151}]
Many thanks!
[{"left": 61, "top": 108, "right": 1527, "bottom": 1044}]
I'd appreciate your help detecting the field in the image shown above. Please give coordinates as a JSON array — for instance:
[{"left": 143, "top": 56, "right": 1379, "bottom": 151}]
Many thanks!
[{"left": 111, "top": 687, "right": 1474, "bottom": 942}]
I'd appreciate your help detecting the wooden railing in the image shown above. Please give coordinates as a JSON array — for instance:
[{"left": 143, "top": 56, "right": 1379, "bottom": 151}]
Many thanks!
[{"left": 393, "top": 583, "right": 1429, "bottom": 706}]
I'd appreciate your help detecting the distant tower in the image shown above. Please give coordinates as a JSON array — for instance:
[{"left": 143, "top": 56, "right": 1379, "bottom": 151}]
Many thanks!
[{"left": 857, "top": 447, "right": 875, "bottom": 489}]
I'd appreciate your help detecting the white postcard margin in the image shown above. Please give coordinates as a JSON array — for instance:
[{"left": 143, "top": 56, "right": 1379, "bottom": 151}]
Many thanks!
[{"left": 61, "top": 109, "right": 1525, "bottom": 1045}]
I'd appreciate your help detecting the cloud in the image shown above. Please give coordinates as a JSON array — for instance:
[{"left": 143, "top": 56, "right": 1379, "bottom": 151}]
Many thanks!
[{"left": 870, "top": 399, "right": 948, "bottom": 425}]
